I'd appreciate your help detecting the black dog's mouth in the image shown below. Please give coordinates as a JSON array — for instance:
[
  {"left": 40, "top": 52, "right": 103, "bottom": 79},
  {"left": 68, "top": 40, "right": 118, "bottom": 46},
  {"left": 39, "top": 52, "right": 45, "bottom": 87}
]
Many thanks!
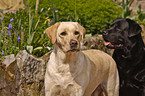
[{"left": 105, "top": 42, "right": 123, "bottom": 49}]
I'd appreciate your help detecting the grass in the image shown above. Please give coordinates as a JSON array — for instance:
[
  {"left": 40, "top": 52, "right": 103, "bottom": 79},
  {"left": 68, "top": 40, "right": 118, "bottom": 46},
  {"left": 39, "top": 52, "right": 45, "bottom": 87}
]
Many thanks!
[{"left": 0, "top": 8, "right": 52, "bottom": 58}]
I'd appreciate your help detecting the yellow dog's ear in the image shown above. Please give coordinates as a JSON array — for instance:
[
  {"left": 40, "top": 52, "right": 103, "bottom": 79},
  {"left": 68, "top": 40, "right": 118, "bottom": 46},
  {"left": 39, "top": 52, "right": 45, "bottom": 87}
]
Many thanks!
[
  {"left": 76, "top": 23, "right": 86, "bottom": 39},
  {"left": 46, "top": 22, "right": 60, "bottom": 44}
]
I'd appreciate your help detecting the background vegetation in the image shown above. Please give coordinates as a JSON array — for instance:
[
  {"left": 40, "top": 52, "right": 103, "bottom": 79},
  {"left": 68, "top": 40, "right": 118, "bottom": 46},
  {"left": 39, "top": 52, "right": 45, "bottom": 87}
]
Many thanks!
[
  {"left": 0, "top": 0, "right": 145, "bottom": 58},
  {"left": 25, "top": 0, "right": 122, "bottom": 34},
  {"left": 48, "top": 0, "right": 122, "bottom": 35}
]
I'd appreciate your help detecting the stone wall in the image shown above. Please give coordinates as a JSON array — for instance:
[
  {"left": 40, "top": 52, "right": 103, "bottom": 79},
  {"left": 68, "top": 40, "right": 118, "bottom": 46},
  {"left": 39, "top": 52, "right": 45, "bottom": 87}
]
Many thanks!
[
  {"left": 0, "top": 36, "right": 112, "bottom": 96},
  {"left": 0, "top": 50, "right": 50, "bottom": 96}
]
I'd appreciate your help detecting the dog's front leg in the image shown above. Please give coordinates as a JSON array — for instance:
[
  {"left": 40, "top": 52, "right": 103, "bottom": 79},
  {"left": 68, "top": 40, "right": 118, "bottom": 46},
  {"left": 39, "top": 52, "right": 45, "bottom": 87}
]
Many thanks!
[
  {"left": 45, "top": 69, "right": 56, "bottom": 96},
  {"left": 65, "top": 83, "right": 85, "bottom": 96}
]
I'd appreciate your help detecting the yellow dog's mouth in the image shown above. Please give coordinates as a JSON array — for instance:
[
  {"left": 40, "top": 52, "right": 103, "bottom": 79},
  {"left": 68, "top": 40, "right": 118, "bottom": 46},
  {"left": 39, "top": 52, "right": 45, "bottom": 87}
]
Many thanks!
[{"left": 67, "top": 49, "right": 80, "bottom": 52}]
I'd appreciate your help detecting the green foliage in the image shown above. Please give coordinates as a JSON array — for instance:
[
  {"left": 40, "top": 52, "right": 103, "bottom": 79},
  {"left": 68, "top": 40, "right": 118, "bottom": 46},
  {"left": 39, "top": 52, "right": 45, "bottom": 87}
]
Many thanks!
[
  {"left": 131, "top": 5, "right": 145, "bottom": 26},
  {"left": 25, "top": 0, "right": 122, "bottom": 35},
  {"left": 115, "top": 0, "right": 145, "bottom": 26},
  {"left": 0, "top": 0, "right": 122, "bottom": 57},
  {"left": 115, "top": 0, "right": 134, "bottom": 18},
  {"left": 51, "top": 0, "right": 122, "bottom": 35},
  {"left": 0, "top": 8, "right": 51, "bottom": 58}
]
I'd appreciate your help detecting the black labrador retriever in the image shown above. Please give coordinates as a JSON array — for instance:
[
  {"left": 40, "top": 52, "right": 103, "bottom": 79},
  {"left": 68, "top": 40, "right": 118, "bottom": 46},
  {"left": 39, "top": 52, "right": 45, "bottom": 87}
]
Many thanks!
[{"left": 103, "top": 18, "right": 145, "bottom": 96}]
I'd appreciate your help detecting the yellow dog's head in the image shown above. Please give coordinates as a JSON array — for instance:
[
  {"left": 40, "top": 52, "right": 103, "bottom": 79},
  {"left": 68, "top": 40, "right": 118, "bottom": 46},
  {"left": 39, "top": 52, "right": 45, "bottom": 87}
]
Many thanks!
[{"left": 46, "top": 22, "right": 86, "bottom": 52}]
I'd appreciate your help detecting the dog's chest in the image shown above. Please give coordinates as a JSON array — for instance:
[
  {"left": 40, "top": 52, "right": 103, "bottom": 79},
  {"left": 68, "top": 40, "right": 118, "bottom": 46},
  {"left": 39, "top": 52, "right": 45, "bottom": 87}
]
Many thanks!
[
  {"left": 47, "top": 52, "right": 88, "bottom": 88},
  {"left": 48, "top": 61, "right": 80, "bottom": 85}
]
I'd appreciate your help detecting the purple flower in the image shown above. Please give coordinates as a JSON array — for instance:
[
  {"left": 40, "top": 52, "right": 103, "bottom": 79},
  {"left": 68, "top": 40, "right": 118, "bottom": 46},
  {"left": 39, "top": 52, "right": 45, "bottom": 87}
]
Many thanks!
[
  {"left": 3, "top": 10, "right": 8, "bottom": 14},
  {"left": 55, "top": 10, "right": 58, "bottom": 13},
  {"left": 50, "top": 20, "right": 53, "bottom": 24},
  {"left": 1, "top": 17, "right": 4, "bottom": 21},
  {"left": 10, "top": 18, "right": 14, "bottom": 22},
  {"left": 7, "top": 30, "right": 12, "bottom": 36},
  {"left": 12, "top": 11, "right": 16, "bottom": 14},
  {"left": 21, "top": 27, "right": 23, "bottom": 30},
  {"left": 8, "top": 24, "right": 12, "bottom": 30},
  {"left": 2, "top": 51, "right": 4, "bottom": 55},
  {"left": 18, "top": 36, "right": 21, "bottom": 42},
  {"left": 14, "top": 29, "right": 17, "bottom": 32},
  {"left": 1, "top": 32, "right": 4, "bottom": 35}
]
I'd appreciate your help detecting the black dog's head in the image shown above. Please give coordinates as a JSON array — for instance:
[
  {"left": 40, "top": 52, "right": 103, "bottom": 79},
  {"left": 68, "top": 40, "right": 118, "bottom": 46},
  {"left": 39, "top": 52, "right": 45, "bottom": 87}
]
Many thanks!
[{"left": 103, "top": 18, "right": 142, "bottom": 49}]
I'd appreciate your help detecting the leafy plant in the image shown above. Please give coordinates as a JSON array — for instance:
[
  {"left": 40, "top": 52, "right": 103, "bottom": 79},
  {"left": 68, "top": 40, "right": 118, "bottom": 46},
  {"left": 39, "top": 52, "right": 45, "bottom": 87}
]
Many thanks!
[
  {"left": 52, "top": 0, "right": 122, "bottom": 35},
  {"left": 0, "top": 0, "right": 122, "bottom": 57},
  {"left": 115, "top": 0, "right": 145, "bottom": 27},
  {"left": 115, "top": 0, "right": 134, "bottom": 18},
  {"left": 25, "top": 0, "right": 122, "bottom": 35},
  {"left": 0, "top": 17, "right": 21, "bottom": 57},
  {"left": 0, "top": 8, "right": 51, "bottom": 58},
  {"left": 134, "top": 4, "right": 145, "bottom": 26}
]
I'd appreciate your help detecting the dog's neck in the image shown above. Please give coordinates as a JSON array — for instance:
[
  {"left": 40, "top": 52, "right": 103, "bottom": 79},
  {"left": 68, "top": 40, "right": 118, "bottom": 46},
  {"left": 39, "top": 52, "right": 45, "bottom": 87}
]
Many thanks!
[
  {"left": 53, "top": 43, "right": 81, "bottom": 64},
  {"left": 114, "top": 35, "right": 145, "bottom": 63},
  {"left": 51, "top": 43, "right": 83, "bottom": 76}
]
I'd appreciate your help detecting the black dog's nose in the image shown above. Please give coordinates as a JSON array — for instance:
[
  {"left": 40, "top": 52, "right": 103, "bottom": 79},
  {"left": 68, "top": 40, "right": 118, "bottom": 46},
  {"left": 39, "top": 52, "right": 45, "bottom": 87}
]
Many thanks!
[
  {"left": 103, "top": 30, "right": 108, "bottom": 35},
  {"left": 70, "top": 40, "right": 78, "bottom": 47}
]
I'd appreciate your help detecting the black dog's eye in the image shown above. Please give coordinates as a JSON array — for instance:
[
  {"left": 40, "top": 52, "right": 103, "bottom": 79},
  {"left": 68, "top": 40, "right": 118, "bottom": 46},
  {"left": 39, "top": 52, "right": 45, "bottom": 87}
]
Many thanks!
[
  {"left": 60, "top": 32, "right": 67, "bottom": 36},
  {"left": 74, "top": 31, "right": 79, "bottom": 35}
]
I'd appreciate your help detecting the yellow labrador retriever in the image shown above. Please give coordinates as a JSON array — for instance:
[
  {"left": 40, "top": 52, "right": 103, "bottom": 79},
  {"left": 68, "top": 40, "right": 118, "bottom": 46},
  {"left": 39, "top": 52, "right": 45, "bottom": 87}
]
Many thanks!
[{"left": 45, "top": 22, "right": 119, "bottom": 96}]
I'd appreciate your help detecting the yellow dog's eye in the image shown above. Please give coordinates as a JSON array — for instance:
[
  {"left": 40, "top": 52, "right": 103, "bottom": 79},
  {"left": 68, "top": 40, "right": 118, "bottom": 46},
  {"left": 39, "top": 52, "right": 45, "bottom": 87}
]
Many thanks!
[
  {"left": 60, "top": 32, "right": 67, "bottom": 36},
  {"left": 74, "top": 31, "right": 79, "bottom": 35}
]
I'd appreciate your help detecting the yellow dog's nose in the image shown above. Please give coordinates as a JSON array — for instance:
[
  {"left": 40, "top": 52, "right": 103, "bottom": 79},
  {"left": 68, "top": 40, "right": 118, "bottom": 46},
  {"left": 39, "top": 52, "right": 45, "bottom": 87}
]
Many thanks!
[{"left": 70, "top": 39, "right": 78, "bottom": 48}]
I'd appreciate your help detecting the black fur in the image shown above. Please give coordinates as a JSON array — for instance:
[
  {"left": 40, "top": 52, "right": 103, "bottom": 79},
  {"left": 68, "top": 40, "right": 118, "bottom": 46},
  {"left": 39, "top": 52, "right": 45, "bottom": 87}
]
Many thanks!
[{"left": 103, "top": 18, "right": 145, "bottom": 96}]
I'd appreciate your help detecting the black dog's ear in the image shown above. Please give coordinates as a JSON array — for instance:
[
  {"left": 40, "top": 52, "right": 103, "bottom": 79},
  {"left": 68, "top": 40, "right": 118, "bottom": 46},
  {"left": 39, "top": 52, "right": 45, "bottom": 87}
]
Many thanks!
[
  {"left": 126, "top": 18, "right": 142, "bottom": 37},
  {"left": 111, "top": 18, "right": 124, "bottom": 26}
]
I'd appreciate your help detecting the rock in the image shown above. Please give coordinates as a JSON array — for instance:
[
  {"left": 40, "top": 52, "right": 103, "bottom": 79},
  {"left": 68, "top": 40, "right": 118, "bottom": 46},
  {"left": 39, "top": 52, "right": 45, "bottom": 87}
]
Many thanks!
[
  {"left": 2, "top": 54, "right": 15, "bottom": 66},
  {"left": 0, "top": 54, "right": 20, "bottom": 96},
  {"left": 16, "top": 50, "right": 45, "bottom": 82},
  {"left": 40, "top": 51, "right": 52, "bottom": 64},
  {"left": 16, "top": 50, "right": 45, "bottom": 95},
  {"left": 83, "top": 35, "right": 114, "bottom": 55},
  {"left": 0, "top": 50, "right": 46, "bottom": 96}
]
